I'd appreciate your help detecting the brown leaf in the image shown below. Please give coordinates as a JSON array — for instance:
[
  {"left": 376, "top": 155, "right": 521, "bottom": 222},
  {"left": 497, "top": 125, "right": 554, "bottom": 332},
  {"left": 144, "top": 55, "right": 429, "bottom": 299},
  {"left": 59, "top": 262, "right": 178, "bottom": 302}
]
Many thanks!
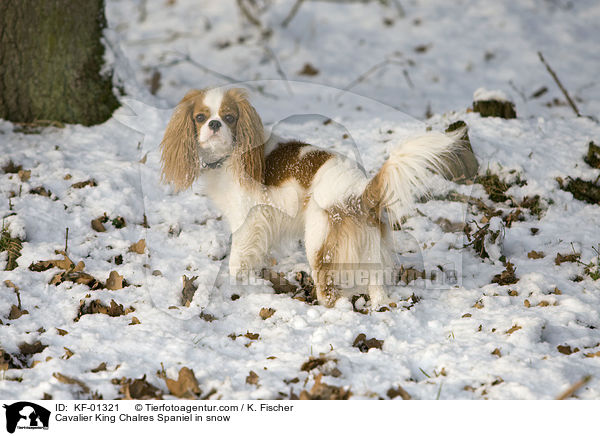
[
  {"left": 387, "top": 385, "right": 412, "bottom": 400},
  {"left": 18, "top": 341, "right": 47, "bottom": 356},
  {"left": 527, "top": 250, "right": 545, "bottom": 259},
  {"left": 8, "top": 305, "right": 28, "bottom": 320},
  {"left": 29, "top": 186, "right": 52, "bottom": 197},
  {"left": 129, "top": 239, "right": 146, "bottom": 254},
  {"left": 105, "top": 271, "right": 123, "bottom": 290},
  {"left": 491, "top": 262, "right": 519, "bottom": 285},
  {"left": 56, "top": 328, "right": 68, "bottom": 336},
  {"left": 18, "top": 169, "right": 31, "bottom": 182},
  {"left": 352, "top": 333, "right": 384, "bottom": 353},
  {"left": 62, "top": 347, "right": 74, "bottom": 359},
  {"left": 298, "top": 63, "right": 319, "bottom": 76},
  {"left": 113, "top": 375, "right": 163, "bottom": 400},
  {"left": 299, "top": 374, "right": 351, "bottom": 400},
  {"left": 555, "top": 252, "right": 581, "bottom": 265},
  {"left": 91, "top": 362, "right": 107, "bottom": 373},
  {"left": 2, "top": 160, "right": 22, "bottom": 173},
  {"left": 557, "top": 345, "right": 579, "bottom": 355},
  {"left": 491, "top": 348, "right": 502, "bottom": 357},
  {"left": 165, "top": 367, "right": 201, "bottom": 399},
  {"left": 259, "top": 307, "right": 276, "bottom": 320},
  {"left": 71, "top": 179, "right": 97, "bottom": 189},
  {"left": 91, "top": 218, "right": 106, "bottom": 232},
  {"left": 75, "top": 299, "right": 134, "bottom": 321},
  {"left": 584, "top": 351, "right": 600, "bottom": 358},
  {"left": 199, "top": 311, "right": 216, "bottom": 322},
  {"left": 181, "top": 275, "right": 198, "bottom": 307},
  {"left": 129, "top": 317, "right": 141, "bottom": 325},
  {"left": 246, "top": 370, "right": 259, "bottom": 385},
  {"left": 53, "top": 372, "right": 90, "bottom": 393},
  {"left": 244, "top": 331, "right": 259, "bottom": 340},
  {"left": 506, "top": 325, "right": 522, "bottom": 334},
  {"left": 301, "top": 356, "right": 329, "bottom": 372}
]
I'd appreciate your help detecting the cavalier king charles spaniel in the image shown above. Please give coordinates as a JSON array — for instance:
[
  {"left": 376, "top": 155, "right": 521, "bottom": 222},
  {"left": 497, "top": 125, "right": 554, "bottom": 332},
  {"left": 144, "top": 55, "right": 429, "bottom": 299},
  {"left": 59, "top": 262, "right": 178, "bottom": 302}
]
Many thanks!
[{"left": 160, "top": 87, "right": 464, "bottom": 308}]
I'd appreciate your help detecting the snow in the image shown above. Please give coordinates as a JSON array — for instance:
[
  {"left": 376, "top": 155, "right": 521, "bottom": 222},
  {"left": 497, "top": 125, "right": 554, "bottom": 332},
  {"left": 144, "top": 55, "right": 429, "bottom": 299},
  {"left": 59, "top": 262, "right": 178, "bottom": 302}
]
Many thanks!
[
  {"left": 1, "top": 0, "right": 600, "bottom": 400},
  {"left": 473, "top": 88, "right": 509, "bottom": 102}
]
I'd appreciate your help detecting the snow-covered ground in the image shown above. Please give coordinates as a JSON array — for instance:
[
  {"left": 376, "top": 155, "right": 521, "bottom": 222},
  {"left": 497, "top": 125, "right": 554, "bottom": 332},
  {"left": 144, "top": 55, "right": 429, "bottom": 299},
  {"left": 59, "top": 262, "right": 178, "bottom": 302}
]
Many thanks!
[{"left": 1, "top": 0, "right": 599, "bottom": 400}]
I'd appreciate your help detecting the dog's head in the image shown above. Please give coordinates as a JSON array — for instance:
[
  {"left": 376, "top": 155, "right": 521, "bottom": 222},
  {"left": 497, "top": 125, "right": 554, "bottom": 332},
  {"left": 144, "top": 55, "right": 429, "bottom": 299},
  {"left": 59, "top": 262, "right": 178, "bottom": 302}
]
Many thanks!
[{"left": 160, "top": 87, "right": 265, "bottom": 191}]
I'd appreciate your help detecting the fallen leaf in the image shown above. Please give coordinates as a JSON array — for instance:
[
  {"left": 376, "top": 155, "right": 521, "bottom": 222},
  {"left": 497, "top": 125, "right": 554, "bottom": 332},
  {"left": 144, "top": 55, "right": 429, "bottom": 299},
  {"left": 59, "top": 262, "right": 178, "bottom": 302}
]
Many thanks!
[
  {"left": 298, "top": 63, "right": 319, "bottom": 76},
  {"left": 387, "top": 385, "right": 412, "bottom": 400},
  {"left": 75, "top": 299, "right": 134, "bottom": 321},
  {"left": 301, "top": 356, "right": 329, "bottom": 372},
  {"left": 246, "top": 371, "right": 259, "bottom": 385},
  {"left": 557, "top": 345, "right": 579, "bottom": 355},
  {"left": 91, "top": 218, "right": 106, "bottom": 232},
  {"left": 105, "top": 271, "right": 123, "bottom": 290},
  {"left": 259, "top": 307, "right": 276, "bottom": 320},
  {"left": 113, "top": 375, "right": 163, "bottom": 400},
  {"left": 527, "top": 250, "right": 545, "bottom": 259},
  {"left": 62, "top": 347, "right": 74, "bottom": 359},
  {"left": 18, "top": 169, "right": 31, "bottom": 182},
  {"left": 91, "top": 362, "right": 107, "bottom": 373},
  {"left": 71, "top": 179, "right": 97, "bottom": 189},
  {"left": 165, "top": 367, "right": 201, "bottom": 399},
  {"left": 8, "top": 305, "right": 28, "bottom": 320},
  {"left": 299, "top": 374, "right": 351, "bottom": 400},
  {"left": 18, "top": 341, "right": 47, "bottom": 356},
  {"left": 53, "top": 372, "right": 90, "bottom": 393},
  {"left": 181, "top": 275, "right": 198, "bottom": 307},
  {"left": 129, "top": 239, "right": 146, "bottom": 254},
  {"left": 129, "top": 317, "right": 141, "bottom": 325},
  {"left": 244, "top": 332, "right": 259, "bottom": 340},
  {"left": 56, "top": 328, "right": 68, "bottom": 336},
  {"left": 491, "top": 348, "right": 502, "bottom": 357},
  {"left": 506, "top": 325, "right": 522, "bottom": 334},
  {"left": 555, "top": 252, "right": 581, "bottom": 265},
  {"left": 352, "top": 333, "right": 384, "bottom": 352},
  {"left": 491, "top": 262, "right": 519, "bottom": 285}
]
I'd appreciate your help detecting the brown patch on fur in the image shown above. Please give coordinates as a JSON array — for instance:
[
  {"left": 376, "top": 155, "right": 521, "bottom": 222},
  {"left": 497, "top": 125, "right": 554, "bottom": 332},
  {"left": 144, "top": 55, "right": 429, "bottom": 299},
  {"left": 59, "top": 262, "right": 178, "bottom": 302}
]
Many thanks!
[
  {"left": 361, "top": 161, "right": 390, "bottom": 220},
  {"left": 224, "top": 88, "right": 265, "bottom": 183},
  {"left": 160, "top": 89, "right": 206, "bottom": 191},
  {"left": 265, "top": 141, "right": 333, "bottom": 188}
]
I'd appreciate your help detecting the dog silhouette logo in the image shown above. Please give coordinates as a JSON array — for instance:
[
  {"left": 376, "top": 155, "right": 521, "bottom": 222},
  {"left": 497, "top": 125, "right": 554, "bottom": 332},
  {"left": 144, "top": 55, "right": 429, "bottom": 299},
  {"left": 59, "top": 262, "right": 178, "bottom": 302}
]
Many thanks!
[{"left": 3, "top": 402, "right": 50, "bottom": 433}]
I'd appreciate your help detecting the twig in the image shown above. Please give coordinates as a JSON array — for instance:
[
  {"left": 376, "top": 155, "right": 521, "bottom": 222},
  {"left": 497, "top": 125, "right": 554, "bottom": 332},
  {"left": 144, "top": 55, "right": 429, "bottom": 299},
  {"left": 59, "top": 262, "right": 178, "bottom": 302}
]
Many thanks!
[
  {"left": 337, "top": 58, "right": 404, "bottom": 97},
  {"left": 282, "top": 0, "right": 305, "bottom": 27},
  {"left": 282, "top": 0, "right": 404, "bottom": 27},
  {"left": 64, "top": 227, "right": 69, "bottom": 253},
  {"left": 236, "top": 0, "right": 262, "bottom": 28},
  {"left": 556, "top": 375, "right": 591, "bottom": 400},
  {"left": 263, "top": 46, "right": 293, "bottom": 95},
  {"left": 538, "top": 51, "right": 581, "bottom": 117},
  {"left": 403, "top": 69, "right": 414, "bottom": 89},
  {"left": 159, "top": 52, "right": 278, "bottom": 99},
  {"left": 508, "top": 80, "right": 527, "bottom": 102}
]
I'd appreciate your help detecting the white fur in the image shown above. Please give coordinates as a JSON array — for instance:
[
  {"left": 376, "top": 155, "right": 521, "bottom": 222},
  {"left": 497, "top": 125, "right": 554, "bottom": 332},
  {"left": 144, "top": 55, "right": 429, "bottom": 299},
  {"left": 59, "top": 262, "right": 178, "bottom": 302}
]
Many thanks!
[{"left": 169, "top": 94, "right": 462, "bottom": 307}]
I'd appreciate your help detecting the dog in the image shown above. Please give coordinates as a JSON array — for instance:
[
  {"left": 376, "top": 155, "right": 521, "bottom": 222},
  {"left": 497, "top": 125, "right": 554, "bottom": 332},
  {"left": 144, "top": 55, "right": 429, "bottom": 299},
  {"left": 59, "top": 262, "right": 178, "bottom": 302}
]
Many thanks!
[{"left": 160, "top": 87, "right": 464, "bottom": 308}]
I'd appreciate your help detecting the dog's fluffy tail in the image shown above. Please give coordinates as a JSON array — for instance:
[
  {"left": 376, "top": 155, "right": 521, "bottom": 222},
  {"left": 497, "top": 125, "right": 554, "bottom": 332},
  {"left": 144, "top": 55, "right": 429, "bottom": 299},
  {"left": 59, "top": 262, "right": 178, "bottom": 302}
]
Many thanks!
[{"left": 362, "top": 128, "right": 465, "bottom": 224}]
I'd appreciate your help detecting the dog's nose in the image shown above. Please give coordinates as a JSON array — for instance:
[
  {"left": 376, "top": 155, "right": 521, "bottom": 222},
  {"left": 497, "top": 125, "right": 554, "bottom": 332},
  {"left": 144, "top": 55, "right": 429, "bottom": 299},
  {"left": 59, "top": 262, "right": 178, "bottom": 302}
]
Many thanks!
[{"left": 208, "top": 120, "right": 221, "bottom": 132}]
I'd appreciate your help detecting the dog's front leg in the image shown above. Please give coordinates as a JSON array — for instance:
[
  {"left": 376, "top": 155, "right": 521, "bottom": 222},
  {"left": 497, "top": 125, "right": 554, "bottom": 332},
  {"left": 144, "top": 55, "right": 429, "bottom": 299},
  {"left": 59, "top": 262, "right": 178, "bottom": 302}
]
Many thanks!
[{"left": 228, "top": 205, "right": 276, "bottom": 280}]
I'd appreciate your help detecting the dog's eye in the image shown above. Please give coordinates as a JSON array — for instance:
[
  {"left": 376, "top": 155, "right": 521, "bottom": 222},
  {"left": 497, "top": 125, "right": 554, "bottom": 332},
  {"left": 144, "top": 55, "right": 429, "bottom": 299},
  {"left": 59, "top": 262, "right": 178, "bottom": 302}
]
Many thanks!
[
  {"left": 195, "top": 114, "right": 206, "bottom": 123},
  {"left": 223, "top": 114, "right": 235, "bottom": 124}
]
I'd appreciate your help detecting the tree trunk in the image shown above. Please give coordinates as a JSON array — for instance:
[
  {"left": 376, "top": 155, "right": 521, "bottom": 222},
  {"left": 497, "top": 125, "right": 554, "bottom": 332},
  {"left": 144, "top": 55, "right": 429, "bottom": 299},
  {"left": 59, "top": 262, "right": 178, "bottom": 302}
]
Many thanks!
[{"left": 0, "top": 0, "right": 119, "bottom": 126}]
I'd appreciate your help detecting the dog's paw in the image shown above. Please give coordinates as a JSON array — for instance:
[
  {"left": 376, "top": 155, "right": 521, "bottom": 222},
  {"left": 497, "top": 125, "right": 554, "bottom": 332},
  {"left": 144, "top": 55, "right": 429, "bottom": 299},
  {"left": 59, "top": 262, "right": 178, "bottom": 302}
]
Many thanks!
[
  {"left": 316, "top": 285, "right": 341, "bottom": 308},
  {"left": 367, "top": 286, "right": 391, "bottom": 309}
]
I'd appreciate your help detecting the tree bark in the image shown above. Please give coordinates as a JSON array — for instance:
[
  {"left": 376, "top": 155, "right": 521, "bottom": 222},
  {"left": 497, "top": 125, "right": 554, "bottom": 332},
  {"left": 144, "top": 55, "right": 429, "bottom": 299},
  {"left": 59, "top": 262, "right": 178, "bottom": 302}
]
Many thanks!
[{"left": 0, "top": 0, "right": 119, "bottom": 126}]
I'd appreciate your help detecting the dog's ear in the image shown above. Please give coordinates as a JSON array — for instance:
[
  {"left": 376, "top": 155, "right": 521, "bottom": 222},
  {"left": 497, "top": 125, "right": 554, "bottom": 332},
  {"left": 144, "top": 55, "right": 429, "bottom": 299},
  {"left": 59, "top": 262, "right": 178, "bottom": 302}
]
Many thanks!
[
  {"left": 160, "top": 89, "right": 203, "bottom": 191},
  {"left": 229, "top": 88, "right": 265, "bottom": 184}
]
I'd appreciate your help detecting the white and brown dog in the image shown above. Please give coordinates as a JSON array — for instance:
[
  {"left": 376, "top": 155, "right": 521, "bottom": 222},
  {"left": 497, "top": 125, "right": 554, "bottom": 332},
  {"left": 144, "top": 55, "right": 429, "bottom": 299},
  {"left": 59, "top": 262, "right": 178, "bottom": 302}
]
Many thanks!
[{"left": 160, "top": 87, "right": 463, "bottom": 308}]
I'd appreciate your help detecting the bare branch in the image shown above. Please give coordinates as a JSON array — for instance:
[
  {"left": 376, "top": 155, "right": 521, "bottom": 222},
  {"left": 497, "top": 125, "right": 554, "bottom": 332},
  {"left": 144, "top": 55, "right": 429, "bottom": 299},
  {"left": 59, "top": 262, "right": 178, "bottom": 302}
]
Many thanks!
[{"left": 538, "top": 51, "right": 580, "bottom": 117}]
